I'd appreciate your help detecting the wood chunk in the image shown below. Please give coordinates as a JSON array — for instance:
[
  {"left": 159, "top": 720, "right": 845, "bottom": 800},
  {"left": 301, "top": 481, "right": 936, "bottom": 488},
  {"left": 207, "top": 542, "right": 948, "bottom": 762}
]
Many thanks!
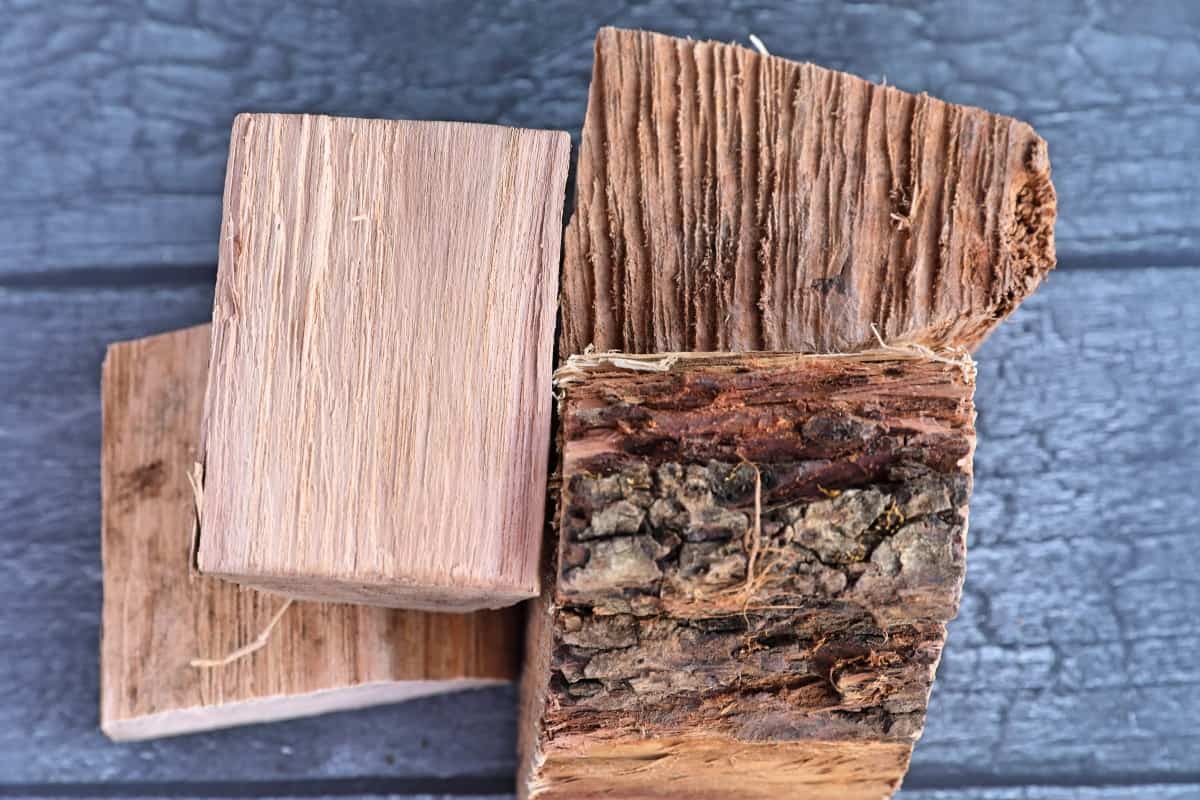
[
  {"left": 198, "top": 114, "right": 570, "bottom": 611},
  {"left": 101, "top": 325, "right": 520, "bottom": 741},
  {"left": 520, "top": 351, "right": 976, "bottom": 799},
  {"left": 561, "top": 27, "right": 1057, "bottom": 357}
]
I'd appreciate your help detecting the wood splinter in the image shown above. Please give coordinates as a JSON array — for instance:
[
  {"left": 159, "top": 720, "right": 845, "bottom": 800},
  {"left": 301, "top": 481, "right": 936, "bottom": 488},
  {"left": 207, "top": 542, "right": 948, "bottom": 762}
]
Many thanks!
[{"left": 520, "top": 351, "right": 976, "bottom": 799}]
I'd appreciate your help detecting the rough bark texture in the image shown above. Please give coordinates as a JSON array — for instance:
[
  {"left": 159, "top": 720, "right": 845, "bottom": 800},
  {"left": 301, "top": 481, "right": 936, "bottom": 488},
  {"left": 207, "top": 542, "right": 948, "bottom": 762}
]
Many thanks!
[
  {"left": 561, "top": 27, "right": 1057, "bottom": 357},
  {"left": 101, "top": 325, "right": 521, "bottom": 741},
  {"left": 520, "top": 351, "right": 975, "bottom": 800}
]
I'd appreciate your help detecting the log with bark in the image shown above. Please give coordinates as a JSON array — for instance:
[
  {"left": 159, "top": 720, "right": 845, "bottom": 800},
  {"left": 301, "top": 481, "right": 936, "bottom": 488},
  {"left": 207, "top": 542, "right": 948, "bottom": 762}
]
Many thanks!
[
  {"left": 519, "top": 351, "right": 976, "bottom": 799},
  {"left": 101, "top": 325, "right": 521, "bottom": 741},
  {"left": 519, "top": 26, "right": 1056, "bottom": 798}
]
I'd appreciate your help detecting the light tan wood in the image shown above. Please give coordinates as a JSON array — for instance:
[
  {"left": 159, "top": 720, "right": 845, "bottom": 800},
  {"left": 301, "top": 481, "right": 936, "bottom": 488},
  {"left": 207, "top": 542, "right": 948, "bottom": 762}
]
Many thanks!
[
  {"left": 519, "top": 351, "right": 976, "bottom": 799},
  {"left": 561, "top": 27, "right": 1057, "bottom": 357},
  {"left": 528, "top": 736, "right": 913, "bottom": 800},
  {"left": 198, "top": 113, "right": 570, "bottom": 610},
  {"left": 101, "top": 325, "right": 521, "bottom": 741}
]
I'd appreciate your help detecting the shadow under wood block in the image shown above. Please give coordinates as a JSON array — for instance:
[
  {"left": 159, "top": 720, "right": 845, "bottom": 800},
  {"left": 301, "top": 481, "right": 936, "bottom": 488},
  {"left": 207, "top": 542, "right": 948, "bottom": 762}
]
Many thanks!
[
  {"left": 198, "top": 113, "right": 570, "bottom": 611},
  {"left": 561, "top": 27, "right": 1057, "bottom": 356},
  {"left": 520, "top": 351, "right": 976, "bottom": 800},
  {"left": 101, "top": 325, "right": 521, "bottom": 741}
]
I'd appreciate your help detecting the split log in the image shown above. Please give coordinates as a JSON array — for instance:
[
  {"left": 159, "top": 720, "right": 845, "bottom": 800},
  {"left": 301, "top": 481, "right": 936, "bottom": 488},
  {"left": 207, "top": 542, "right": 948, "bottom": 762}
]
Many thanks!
[
  {"left": 520, "top": 351, "right": 976, "bottom": 799},
  {"left": 101, "top": 325, "right": 520, "bottom": 741},
  {"left": 198, "top": 113, "right": 570, "bottom": 611},
  {"left": 561, "top": 27, "right": 1057, "bottom": 356}
]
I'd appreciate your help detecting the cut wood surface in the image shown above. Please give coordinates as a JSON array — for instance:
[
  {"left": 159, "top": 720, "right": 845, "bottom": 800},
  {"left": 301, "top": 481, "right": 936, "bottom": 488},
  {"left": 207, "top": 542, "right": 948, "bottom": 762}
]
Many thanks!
[
  {"left": 101, "top": 324, "right": 520, "bottom": 740},
  {"left": 0, "top": 268, "right": 1195, "bottom": 792},
  {"left": 0, "top": 3, "right": 1196, "bottom": 796},
  {"left": 0, "top": 2, "right": 1191, "bottom": 278},
  {"left": 560, "top": 27, "right": 1056, "bottom": 356},
  {"left": 521, "top": 351, "right": 976, "bottom": 799},
  {"left": 198, "top": 113, "right": 570, "bottom": 611}
]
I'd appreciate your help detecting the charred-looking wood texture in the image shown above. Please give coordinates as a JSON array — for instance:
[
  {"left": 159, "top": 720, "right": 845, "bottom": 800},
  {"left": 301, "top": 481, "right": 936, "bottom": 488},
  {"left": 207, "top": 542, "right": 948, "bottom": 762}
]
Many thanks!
[
  {"left": 520, "top": 351, "right": 976, "bottom": 800},
  {"left": 561, "top": 27, "right": 1057, "bottom": 357}
]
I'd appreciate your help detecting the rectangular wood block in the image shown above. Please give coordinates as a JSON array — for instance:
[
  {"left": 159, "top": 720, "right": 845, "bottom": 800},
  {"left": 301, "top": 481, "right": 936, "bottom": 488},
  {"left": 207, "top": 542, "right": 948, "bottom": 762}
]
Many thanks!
[
  {"left": 561, "top": 27, "right": 1057, "bottom": 357},
  {"left": 101, "top": 325, "right": 521, "bottom": 741},
  {"left": 198, "top": 114, "right": 570, "bottom": 610},
  {"left": 520, "top": 351, "right": 976, "bottom": 799}
]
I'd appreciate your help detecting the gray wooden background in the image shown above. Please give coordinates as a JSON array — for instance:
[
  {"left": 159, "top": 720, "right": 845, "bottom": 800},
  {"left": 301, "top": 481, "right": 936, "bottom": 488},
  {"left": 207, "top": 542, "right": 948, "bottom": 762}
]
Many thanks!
[{"left": 1, "top": 1, "right": 1197, "bottom": 797}]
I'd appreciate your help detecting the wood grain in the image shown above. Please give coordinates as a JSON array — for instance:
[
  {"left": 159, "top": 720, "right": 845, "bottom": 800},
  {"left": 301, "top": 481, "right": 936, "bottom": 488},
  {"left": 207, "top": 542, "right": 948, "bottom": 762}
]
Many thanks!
[
  {"left": 0, "top": 268, "right": 1193, "bottom": 788},
  {"left": 101, "top": 324, "right": 521, "bottom": 740},
  {"left": 0, "top": 2, "right": 1188, "bottom": 279},
  {"left": 521, "top": 351, "right": 976, "bottom": 800},
  {"left": 197, "top": 114, "right": 570, "bottom": 611},
  {"left": 561, "top": 27, "right": 1057, "bottom": 357},
  {"left": 0, "top": 4, "right": 1192, "bottom": 795}
]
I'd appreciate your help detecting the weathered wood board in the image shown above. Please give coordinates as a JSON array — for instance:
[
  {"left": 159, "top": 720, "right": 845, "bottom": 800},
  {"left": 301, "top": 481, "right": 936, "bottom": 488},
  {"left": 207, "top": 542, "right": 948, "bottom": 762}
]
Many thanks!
[
  {"left": 101, "top": 324, "right": 520, "bottom": 740},
  {"left": 561, "top": 27, "right": 1055, "bottom": 356},
  {"left": 905, "top": 789, "right": 1200, "bottom": 800},
  {"left": 1, "top": 789, "right": 1195, "bottom": 800},
  {"left": 198, "top": 113, "right": 569, "bottom": 611}
]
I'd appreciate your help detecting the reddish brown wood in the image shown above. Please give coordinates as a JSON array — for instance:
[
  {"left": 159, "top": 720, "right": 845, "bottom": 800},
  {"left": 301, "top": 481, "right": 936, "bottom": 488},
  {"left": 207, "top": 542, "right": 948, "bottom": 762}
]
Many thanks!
[
  {"left": 561, "top": 27, "right": 1056, "bottom": 357},
  {"left": 520, "top": 351, "right": 976, "bottom": 799}
]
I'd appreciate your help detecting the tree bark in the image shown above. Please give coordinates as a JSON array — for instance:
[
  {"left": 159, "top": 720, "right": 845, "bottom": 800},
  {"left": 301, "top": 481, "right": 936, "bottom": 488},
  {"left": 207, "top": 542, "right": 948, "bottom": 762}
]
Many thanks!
[{"left": 520, "top": 351, "right": 975, "bottom": 799}]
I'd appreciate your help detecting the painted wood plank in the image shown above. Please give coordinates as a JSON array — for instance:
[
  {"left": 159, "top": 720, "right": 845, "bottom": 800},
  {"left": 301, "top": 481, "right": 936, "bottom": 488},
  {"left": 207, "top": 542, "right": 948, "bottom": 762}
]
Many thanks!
[
  {"left": 910, "top": 265, "right": 1200, "bottom": 785},
  {"left": 1, "top": 795, "right": 512, "bottom": 800},
  {"left": 901, "top": 787, "right": 1200, "bottom": 800},
  {"left": 10, "top": 788, "right": 1200, "bottom": 800},
  {"left": 1, "top": 1, "right": 1196, "bottom": 276},
  {"left": 0, "top": 268, "right": 1195, "bottom": 787},
  {"left": 6, "top": 788, "right": 1200, "bottom": 800}
]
